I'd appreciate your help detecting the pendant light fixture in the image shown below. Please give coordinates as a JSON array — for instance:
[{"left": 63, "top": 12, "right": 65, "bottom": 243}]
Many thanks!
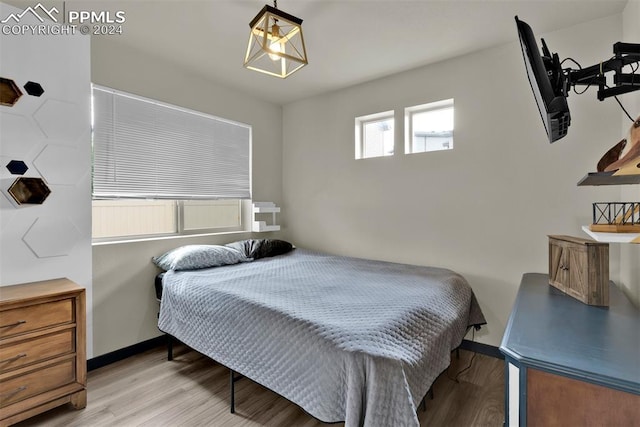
[{"left": 243, "top": 0, "right": 308, "bottom": 78}]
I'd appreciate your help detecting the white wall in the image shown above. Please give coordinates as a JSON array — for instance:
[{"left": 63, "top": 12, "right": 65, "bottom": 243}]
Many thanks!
[
  {"left": 282, "top": 15, "right": 623, "bottom": 347},
  {"left": 90, "top": 37, "right": 283, "bottom": 357},
  {"left": 0, "top": 3, "right": 93, "bottom": 355},
  {"left": 619, "top": 0, "right": 640, "bottom": 306}
]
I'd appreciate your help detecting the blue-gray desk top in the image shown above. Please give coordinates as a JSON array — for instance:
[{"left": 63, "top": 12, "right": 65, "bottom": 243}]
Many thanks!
[{"left": 500, "top": 273, "right": 640, "bottom": 395}]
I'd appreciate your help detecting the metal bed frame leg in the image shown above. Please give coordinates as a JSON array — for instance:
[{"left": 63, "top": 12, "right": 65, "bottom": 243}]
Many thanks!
[
  {"left": 420, "top": 386, "right": 434, "bottom": 413},
  {"left": 230, "top": 369, "right": 235, "bottom": 413},
  {"left": 166, "top": 334, "right": 173, "bottom": 361},
  {"left": 229, "top": 369, "right": 243, "bottom": 413}
]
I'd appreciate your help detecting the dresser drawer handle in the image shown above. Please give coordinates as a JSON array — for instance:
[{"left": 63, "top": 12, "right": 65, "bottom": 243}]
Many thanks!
[
  {"left": 0, "top": 320, "right": 26, "bottom": 329},
  {"left": 0, "top": 353, "right": 27, "bottom": 364},
  {"left": 1, "top": 385, "right": 27, "bottom": 399}
]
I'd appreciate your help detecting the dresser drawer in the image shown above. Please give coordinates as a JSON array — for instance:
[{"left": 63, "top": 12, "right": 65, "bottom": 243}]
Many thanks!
[
  {"left": 0, "top": 299, "right": 73, "bottom": 339},
  {"left": 0, "top": 329, "right": 75, "bottom": 373},
  {"left": 0, "top": 358, "right": 75, "bottom": 408}
]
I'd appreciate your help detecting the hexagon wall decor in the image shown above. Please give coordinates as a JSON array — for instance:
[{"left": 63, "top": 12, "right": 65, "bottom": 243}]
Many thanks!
[
  {"left": 8, "top": 177, "right": 51, "bottom": 205},
  {"left": 6, "top": 160, "right": 28, "bottom": 175},
  {"left": 34, "top": 145, "right": 87, "bottom": 185},
  {"left": 0, "top": 112, "right": 46, "bottom": 157},
  {"left": 0, "top": 77, "right": 23, "bottom": 106},
  {"left": 33, "top": 99, "right": 85, "bottom": 140},
  {"left": 22, "top": 216, "right": 80, "bottom": 258},
  {"left": 23, "top": 81, "right": 44, "bottom": 97}
]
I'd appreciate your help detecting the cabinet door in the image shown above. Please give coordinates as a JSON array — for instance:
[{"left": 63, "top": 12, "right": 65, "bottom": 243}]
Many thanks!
[
  {"left": 567, "top": 245, "right": 588, "bottom": 300},
  {"left": 548, "top": 242, "right": 569, "bottom": 291}
]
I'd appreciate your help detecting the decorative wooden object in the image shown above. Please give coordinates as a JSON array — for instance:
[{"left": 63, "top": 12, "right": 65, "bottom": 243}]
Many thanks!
[
  {"left": 605, "top": 116, "right": 640, "bottom": 176},
  {"left": 0, "top": 278, "right": 86, "bottom": 426},
  {"left": 548, "top": 235, "right": 609, "bottom": 306},
  {"left": 611, "top": 150, "right": 640, "bottom": 175},
  {"left": 589, "top": 202, "right": 640, "bottom": 233},
  {"left": 579, "top": 116, "right": 640, "bottom": 185}
]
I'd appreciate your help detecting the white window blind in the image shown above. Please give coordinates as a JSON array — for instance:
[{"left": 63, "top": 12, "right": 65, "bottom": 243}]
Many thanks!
[{"left": 92, "top": 85, "right": 251, "bottom": 200}]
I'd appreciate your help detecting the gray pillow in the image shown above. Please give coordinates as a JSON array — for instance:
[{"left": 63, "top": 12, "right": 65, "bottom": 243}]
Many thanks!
[{"left": 152, "top": 245, "right": 252, "bottom": 271}]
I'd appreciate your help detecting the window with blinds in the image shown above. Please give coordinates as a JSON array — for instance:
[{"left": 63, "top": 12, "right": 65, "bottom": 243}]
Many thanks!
[
  {"left": 91, "top": 85, "right": 251, "bottom": 240},
  {"left": 92, "top": 85, "right": 251, "bottom": 199}
]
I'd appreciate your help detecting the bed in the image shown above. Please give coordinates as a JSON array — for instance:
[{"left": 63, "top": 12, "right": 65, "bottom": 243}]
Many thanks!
[{"left": 157, "top": 242, "right": 486, "bottom": 427}]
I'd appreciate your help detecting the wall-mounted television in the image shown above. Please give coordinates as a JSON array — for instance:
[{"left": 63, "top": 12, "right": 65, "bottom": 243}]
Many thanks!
[
  {"left": 515, "top": 17, "right": 639, "bottom": 144},
  {"left": 515, "top": 16, "right": 570, "bottom": 143}
]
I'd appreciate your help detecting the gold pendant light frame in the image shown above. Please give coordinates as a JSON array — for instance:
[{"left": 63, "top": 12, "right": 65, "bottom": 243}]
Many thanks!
[{"left": 244, "top": 4, "right": 308, "bottom": 78}]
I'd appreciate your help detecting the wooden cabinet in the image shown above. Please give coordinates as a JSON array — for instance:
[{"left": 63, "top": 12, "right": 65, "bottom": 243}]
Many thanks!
[
  {"left": 501, "top": 273, "right": 640, "bottom": 426},
  {"left": 548, "top": 235, "right": 609, "bottom": 306},
  {"left": 0, "top": 278, "right": 86, "bottom": 426}
]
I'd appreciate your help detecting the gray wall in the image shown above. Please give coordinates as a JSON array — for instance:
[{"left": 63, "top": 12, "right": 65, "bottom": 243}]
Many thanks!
[
  {"left": 90, "top": 38, "right": 283, "bottom": 357},
  {"left": 281, "top": 15, "right": 624, "bottom": 347}
]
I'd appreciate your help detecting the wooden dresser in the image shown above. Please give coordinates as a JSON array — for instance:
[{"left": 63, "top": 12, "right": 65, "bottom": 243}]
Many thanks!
[
  {"left": 500, "top": 273, "right": 640, "bottom": 426},
  {"left": 0, "top": 278, "right": 86, "bottom": 426}
]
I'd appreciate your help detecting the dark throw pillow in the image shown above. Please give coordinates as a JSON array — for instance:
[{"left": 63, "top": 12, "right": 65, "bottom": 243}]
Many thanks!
[{"left": 225, "top": 239, "right": 294, "bottom": 260}]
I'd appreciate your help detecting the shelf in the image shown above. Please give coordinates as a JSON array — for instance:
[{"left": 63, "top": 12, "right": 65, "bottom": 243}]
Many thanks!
[
  {"left": 8, "top": 177, "right": 51, "bottom": 205},
  {"left": 252, "top": 221, "right": 280, "bottom": 232},
  {"left": 252, "top": 202, "right": 280, "bottom": 232},
  {"left": 253, "top": 206, "right": 280, "bottom": 213},
  {"left": 582, "top": 225, "right": 640, "bottom": 244},
  {"left": 577, "top": 172, "right": 640, "bottom": 186}
]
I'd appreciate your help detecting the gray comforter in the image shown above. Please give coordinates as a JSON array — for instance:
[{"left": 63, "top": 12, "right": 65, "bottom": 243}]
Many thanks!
[{"left": 158, "top": 249, "right": 486, "bottom": 426}]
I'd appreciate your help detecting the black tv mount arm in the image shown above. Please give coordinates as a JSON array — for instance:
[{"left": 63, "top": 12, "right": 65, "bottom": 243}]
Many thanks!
[{"left": 564, "top": 42, "right": 640, "bottom": 101}]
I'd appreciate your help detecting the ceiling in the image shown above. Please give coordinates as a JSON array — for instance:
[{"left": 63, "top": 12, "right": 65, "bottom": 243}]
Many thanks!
[{"left": 6, "top": 0, "right": 629, "bottom": 104}]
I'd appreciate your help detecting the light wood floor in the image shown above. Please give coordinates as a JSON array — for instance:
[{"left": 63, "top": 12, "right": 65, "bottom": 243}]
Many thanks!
[{"left": 16, "top": 344, "right": 504, "bottom": 426}]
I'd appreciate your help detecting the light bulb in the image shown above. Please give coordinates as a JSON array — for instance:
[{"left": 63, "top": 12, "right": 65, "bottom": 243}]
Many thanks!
[
  {"left": 268, "top": 41, "right": 282, "bottom": 61},
  {"left": 268, "top": 22, "right": 282, "bottom": 61}
]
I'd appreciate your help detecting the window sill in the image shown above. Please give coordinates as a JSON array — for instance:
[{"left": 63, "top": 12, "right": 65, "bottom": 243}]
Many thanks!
[{"left": 92, "top": 229, "right": 252, "bottom": 246}]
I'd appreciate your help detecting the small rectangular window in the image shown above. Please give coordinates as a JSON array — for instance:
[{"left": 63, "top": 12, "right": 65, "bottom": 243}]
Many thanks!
[
  {"left": 181, "top": 199, "right": 242, "bottom": 231},
  {"left": 355, "top": 111, "right": 394, "bottom": 159},
  {"left": 405, "top": 99, "right": 454, "bottom": 154},
  {"left": 92, "top": 199, "right": 177, "bottom": 239}
]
